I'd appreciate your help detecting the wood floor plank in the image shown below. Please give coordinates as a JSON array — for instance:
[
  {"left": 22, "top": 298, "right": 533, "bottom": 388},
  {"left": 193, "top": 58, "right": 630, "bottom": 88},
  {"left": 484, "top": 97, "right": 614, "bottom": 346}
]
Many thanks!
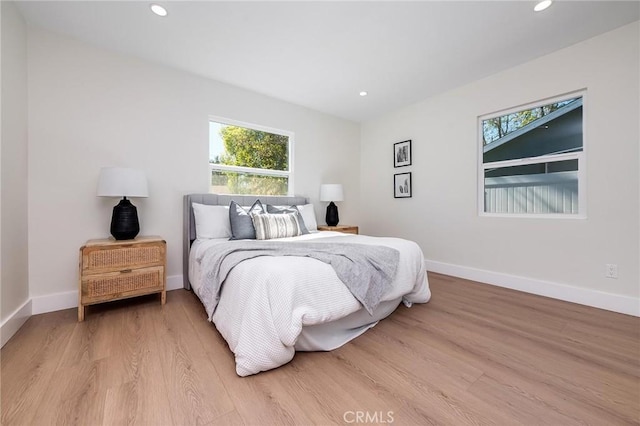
[
  {"left": 410, "top": 312, "right": 638, "bottom": 421},
  {"left": 103, "top": 380, "right": 143, "bottom": 426},
  {"left": 56, "top": 306, "right": 116, "bottom": 370},
  {"left": 393, "top": 282, "right": 640, "bottom": 424},
  {"left": 0, "top": 309, "right": 77, "bottom": 425},
  {"left": 180, "top": 290, "right": 320, "bottom": 425},
  {"left": 423, "top": 278, "right": 640, "bottom": 381},
  {"left": 336, "top": 336, "right": 520, "bottom": 426},
  {"left": 99, "top": 304, "right": 152, "bottom": 389},
  {"left": 101, "top": 302, "right": 175, "bottom": 425},
  {"left": 274, "top": 350, "right": 406, "bottom": 424},
  {"left": 420, "top": 304, "right": 639, "bottom": 413},
  {"left": 2, "top": 274, "right": 638, "bottom": 425},
  {"left": 431, "top": 272, "right": 638, "bottom": 333},
  {"left": 350, "top": 322, "right": 536, "bottom": 425},
  {"left": 204, "top": 409, "right": 245, "bottom": 426},
  {"left": 468, "top": 373, "right": 600, "bottom": 426},
  {"left": 31, "top": 358, "right": 109, "bottom": 425},
  {"left": 151, "top": 292, "right": 234, "bottom": 425},
  {"left": 274, "top": 354, "right": 363, "bottom": 425}
]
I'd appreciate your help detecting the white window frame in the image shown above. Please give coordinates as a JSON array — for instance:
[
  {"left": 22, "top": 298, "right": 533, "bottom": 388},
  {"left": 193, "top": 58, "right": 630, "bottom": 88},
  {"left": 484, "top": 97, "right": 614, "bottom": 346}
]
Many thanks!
[
  {"left": 477, "top": 90, "right": 587, "bottom": 219},
  {"left": 209, "top": 115, "right": 294, "bottom": 196}
]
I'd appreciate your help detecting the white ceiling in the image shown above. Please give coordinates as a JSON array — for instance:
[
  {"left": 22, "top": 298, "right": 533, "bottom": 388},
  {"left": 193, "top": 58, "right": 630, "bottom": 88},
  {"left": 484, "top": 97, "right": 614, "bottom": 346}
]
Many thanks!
[{"left": 15, "top": 1, "right": 640, "bottom": 122}]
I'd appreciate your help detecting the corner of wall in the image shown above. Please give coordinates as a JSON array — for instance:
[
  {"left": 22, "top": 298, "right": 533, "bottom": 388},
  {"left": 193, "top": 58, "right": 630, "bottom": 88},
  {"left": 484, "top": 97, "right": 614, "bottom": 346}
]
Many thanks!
[
  {"left": 1, "top": 0, "right": 31, "bottom": 345},
  {"left": 1, "top": 299, "right": 32, "bottom": 347}
]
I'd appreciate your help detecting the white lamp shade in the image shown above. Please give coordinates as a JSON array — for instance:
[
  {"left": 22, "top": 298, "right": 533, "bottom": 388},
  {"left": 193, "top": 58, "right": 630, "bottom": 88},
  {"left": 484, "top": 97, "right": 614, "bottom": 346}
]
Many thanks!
[
  {"left": 320, "top": 184, "right": 344, "bottom": 202},
  {"left": 97, "top": 167, "right": 149, "bottom": 198}
]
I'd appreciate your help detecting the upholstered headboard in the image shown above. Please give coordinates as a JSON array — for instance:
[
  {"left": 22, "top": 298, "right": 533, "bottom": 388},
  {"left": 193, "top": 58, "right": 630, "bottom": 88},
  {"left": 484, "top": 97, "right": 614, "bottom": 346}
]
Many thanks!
[{"left": 183, "top": 193, "right": 309, "bottom": 290}]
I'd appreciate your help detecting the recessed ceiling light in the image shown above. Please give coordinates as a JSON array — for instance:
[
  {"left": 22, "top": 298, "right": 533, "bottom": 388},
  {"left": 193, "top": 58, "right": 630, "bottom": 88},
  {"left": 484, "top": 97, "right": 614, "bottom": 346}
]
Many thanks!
[
  {"left": 150, "top": 4, "right": 168, "bottom": 17},
  {"left": 534, "top": 0, "right": 552, "bottom": 12},
  {"left": 359, "top": 91, "right": 368, "bottom": 97}
]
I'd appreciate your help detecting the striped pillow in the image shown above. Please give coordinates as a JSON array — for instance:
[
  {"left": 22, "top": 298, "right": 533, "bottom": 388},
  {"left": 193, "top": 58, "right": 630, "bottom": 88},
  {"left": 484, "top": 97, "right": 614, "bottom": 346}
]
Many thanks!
[{"left": 250, "top": 212, "right": 302, "bottom": 240}]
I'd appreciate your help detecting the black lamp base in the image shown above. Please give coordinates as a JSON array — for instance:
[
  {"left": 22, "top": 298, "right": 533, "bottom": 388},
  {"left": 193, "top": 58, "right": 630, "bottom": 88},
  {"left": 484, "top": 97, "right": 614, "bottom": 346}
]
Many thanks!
[
  {"left": 325, "top": 201, "right": 339, "bottom": 226},
  {"left": 110, "top": 197, "right": 140, "bottom": 240}
]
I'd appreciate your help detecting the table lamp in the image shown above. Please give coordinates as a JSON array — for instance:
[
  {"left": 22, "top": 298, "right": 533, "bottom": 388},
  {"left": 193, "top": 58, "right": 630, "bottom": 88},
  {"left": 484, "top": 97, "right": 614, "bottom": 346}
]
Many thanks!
[
  {"left": 97, "top": 167, "right": 149, "bottom": 240},
  {"left": 320, "top": 183, "right": 344, "bottom": 226}
]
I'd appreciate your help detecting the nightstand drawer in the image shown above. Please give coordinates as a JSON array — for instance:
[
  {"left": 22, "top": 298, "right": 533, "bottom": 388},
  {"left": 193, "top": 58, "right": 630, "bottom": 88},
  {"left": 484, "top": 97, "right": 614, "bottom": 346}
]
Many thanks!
[
  {"left": 81, "top": 266, "right": 164, "bottom": 305},
  {"left": 82, "top": 243, "right": 164, "bottom": 273}
]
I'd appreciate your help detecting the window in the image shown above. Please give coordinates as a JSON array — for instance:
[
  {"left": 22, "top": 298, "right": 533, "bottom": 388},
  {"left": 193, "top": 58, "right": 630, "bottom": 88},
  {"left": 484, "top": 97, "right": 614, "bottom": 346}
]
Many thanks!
[
  {"left": 209, "top": 117, "right": 292, "bottom": 196},
  {"left": 479, "top": 92, "right": 585, "bottom": 217}
]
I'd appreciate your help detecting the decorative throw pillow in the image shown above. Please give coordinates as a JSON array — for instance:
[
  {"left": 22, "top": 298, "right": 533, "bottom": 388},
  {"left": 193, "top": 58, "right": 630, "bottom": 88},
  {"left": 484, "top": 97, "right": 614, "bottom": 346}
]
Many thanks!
[
  {"left": 266, "top": 204, "right": 310, "bottom": 234},
  {"left": 296, "top": 204, "right": 318, "bottom": 232},
  {"left": 229, "top": 200, "right": 265, "bottom": 240},
  {"left": 192, "top": 203, "right": 231, "bottom": 239},
  {"left": 250, "top": 212, "right": 302, "bottom": 240}
]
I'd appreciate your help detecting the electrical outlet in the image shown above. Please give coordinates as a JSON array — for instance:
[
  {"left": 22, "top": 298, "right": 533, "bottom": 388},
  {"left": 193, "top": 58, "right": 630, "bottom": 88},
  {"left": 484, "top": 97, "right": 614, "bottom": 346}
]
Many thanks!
[{"left": 605, "top": 264, "right": 618, "bottom": 279}]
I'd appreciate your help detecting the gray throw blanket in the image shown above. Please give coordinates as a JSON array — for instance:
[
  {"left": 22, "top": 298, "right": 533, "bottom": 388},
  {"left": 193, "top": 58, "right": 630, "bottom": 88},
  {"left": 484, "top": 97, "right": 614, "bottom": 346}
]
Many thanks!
[{"left": 197, "top": 240, "right": 399, "bottom": 316}]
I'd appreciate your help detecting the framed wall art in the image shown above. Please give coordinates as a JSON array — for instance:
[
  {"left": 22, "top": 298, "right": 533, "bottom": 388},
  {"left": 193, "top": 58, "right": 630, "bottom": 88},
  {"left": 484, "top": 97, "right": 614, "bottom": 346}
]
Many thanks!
[
  {"left": 394, "top": 172, "right": 412, "bottom": 198},
  {"left": 393, "top": 140, "right": 412, "bottom": 167}
]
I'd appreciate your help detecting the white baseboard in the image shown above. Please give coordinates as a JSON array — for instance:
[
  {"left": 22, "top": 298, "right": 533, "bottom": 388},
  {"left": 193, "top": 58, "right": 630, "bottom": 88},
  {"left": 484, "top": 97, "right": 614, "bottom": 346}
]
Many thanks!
[
  {"left": 166, "top": 274, "right": 184, "bottom": 291},
  {"left": 31, "top": 274, "right": 185, "bottom": 315},
  {"left": 31, "top": 290, "right": 78, "bottom": 314},
  {"left": 425, "top": 259, "right": 640, "bottom": 317},
  {"left": 1, "top": 299, "right": 32, "bottom": 347}
]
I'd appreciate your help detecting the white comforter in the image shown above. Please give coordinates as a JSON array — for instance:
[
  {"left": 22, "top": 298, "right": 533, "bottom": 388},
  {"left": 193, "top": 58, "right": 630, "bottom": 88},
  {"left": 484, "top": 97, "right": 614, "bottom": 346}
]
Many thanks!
[{"left": 194, "top": 231, "right": 431, "bottom": 376}]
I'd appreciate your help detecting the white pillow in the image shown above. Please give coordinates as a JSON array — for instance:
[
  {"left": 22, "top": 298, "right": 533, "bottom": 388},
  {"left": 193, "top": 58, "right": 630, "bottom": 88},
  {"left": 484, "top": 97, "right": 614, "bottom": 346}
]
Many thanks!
[
  {"left": 297, "top": 204, "right": 318, "bottom": 231},
  {"left": 192, "top": 203, "right": 231, "bottom": 239}
]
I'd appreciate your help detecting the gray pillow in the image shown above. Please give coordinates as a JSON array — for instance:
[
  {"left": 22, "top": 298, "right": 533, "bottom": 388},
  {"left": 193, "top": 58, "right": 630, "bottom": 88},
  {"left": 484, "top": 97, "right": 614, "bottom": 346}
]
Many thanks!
[
  {"left": 266, "top": 204, "right": 310, "bottom": 234},
  {"left": 229, "top": 200, "right": 265, "bottom": 240}
]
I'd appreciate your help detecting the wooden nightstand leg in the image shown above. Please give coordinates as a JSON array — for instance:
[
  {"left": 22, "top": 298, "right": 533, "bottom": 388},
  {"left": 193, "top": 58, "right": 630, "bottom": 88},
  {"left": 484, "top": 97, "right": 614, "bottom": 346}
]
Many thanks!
[
  {"left": 161, "top": 290, "right": 166, "bottom": 305},
  {"left": 78, "top": 304, "right": 85, "bottom": 322}
]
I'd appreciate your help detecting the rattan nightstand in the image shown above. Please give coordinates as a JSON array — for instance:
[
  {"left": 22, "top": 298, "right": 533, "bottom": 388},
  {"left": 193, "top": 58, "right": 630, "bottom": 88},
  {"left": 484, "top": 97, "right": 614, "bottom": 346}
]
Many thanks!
[
  {"left": 317, "top": 225, "right": 359, "bottom": 235},
  {"left": 78, "top": 236, "right": 166, "bottom": 321}
]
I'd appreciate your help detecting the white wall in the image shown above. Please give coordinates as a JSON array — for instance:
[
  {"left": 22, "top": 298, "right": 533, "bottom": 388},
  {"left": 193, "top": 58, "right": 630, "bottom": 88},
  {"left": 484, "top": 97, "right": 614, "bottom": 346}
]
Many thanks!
[
  {"left": 27, "top": 27, "right": 360, "bottom": 300},
  {"left": 360, "top": 22, "right": 639, "bottom": 312},
  {"left": 1, "top": 1, "right": 30, "bottom": 336}
]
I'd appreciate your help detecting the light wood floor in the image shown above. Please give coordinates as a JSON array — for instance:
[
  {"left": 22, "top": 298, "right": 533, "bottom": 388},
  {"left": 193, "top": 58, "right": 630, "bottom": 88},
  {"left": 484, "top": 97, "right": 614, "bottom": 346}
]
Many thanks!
[{"left": 2, "top": 273, "right": 639, "bottom": 425}]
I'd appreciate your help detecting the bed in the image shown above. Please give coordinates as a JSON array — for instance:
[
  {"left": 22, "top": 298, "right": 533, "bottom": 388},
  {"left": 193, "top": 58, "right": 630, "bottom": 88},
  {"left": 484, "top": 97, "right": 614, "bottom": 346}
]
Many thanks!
[{"left": 183, "top": 194, "right": 431, "bottom": 376}]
